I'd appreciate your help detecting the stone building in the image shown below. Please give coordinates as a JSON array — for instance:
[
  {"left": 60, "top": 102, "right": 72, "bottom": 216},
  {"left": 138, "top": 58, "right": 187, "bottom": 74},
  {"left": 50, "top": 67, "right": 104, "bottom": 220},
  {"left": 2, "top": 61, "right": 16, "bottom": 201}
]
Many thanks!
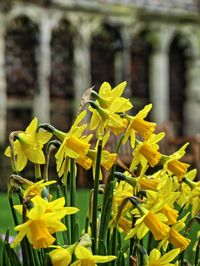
[
  {"left": 1, "top": 0, "right": 200, "bottom": 141},
  {"left": 0, "top": 0, "right": 200, "bottom": 184}
]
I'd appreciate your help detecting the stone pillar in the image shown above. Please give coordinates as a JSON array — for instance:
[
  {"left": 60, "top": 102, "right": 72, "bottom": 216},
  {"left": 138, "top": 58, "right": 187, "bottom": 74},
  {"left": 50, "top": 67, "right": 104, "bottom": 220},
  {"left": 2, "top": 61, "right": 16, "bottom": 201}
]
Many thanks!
[
  {"left": 33, "top": 13, "right": 51, "bottom": 123},
  {"left": 148, "top": 29, "right": 172, "bottom": 124},
  {"left": 73, "top": 19, "right": 92, "bottom": 113},
  {"left": 184, "top": 56, "right": 200, "bottom": 134},
  {"left": 0, "top": 16, "right": 6, "bottom": 145},
  {"left": 119, "top": 25, "right": 133, "bottom": 98}
]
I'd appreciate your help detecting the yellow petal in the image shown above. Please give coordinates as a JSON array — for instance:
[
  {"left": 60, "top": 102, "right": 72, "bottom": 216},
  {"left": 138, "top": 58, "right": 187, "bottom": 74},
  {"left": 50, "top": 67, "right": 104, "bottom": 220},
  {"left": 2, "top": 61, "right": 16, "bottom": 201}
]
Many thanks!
[
  {"left": 75, "top": 246, "right": 92, "bottom": 259},
  {"left": 159, "top": 248, "right": 180, "bottom": 264},
  {"left": 25, "top": 117, "right": 38, "bottom": 134},
  {"left": 149, "top": 248, "right": 161, "bottom": 262},
  {"left": 36, "top": 131, "right": 52, "bottom": 144},
  {"left": 4, "top": 146, "right": 11, "bottom": 157},
  {"left": 111, "top": 81, "right": 126, "bottom": 98},
  {"left": 11, "top": 228, "right": 28, "bottom": 248},
  {"left": 137, "top": 104, "right": 152, "bottom": 119},
  {"left": 15, "top": 151, "right": 28, "bottom": 171},
  {"left": 26, "top": 148, "right": 45, "bottom": 164},
  {"left": 92, "top": 255, "right": 116, "bottom": 263}
]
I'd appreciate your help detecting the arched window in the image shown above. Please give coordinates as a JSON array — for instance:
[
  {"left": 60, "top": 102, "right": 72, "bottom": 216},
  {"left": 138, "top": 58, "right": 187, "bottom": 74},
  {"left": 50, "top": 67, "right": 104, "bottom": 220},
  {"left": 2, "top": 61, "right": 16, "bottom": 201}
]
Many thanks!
[
  {"left": 5, "top": 16, "right": 38, "bottom": 134},
  {"left": 169, "top": 36, "right": 187, "bottom": 135},
  {"left": 130, "top": 32, "right": 151, "bottom": 114},
  {"left": 90, "top": 24, "right": 122, "bottom": 89},
  {"left": 50, "top": 19, "right": 74, "bottom": 131}
]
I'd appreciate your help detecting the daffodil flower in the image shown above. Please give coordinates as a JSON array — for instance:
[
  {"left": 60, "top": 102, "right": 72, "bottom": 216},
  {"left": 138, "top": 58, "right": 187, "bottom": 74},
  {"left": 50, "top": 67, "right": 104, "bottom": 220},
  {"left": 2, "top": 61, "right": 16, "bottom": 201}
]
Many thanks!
[
  {"left": 145, "top": 248, "right": 180, "bottom": 266},
  {"left": 5, "top": 117, "right": 52, "bottom": 171},
  {"left": 177, "top": 169, "right": 200, "bottom": 217},
  {"left": 126, "top": 180, "right": 178, "bottom": 241},
  {"left": 163, "top": 143, "right": 190, "bottom": 181},
  {"left": 89, "top": 81, "right": 132, "bottom": 136},
  {"left": 123, "top": 104, "right": 156, "bottom": 148},
  {"left": 49, "top": 244, "right": 75, "bottom": 266},
  {"left": 130, "top": 132, "right": 165, "bottom": 171},
  {"left": 126, "top": 209, "right": 169, "bottom": 241},
  {"left": 92, "top": 81, "right": 131, "bottom": 110},
  {"left": 54, "top": 111, "right": 92, "bottom": 177},
  {"left": 109, "top": 180, "right": 134, "bottom": 234},
  {"left": 70, "top": 245, "right": 116, "bottom": 265},
  {"left": 23, "top": 179, "right": 56, "bottom": 199},
  {"left": 158, "top": 213, "right": 191, "bottom": 251},
  {"left": 11, "top": 196, "right": 79, "bottom": 249}
]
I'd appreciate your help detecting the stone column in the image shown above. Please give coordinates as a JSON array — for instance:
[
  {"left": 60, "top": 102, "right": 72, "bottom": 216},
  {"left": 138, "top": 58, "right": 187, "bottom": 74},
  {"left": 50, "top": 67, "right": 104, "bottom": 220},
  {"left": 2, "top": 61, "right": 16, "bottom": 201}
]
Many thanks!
[
  {"left": 33, "top": 13, "right": 51, "bottom": 123},
  {"left": 0, "top": 16, "right": 6, "bottom": 145},
  {"left": 73, "top": 18, "right": 93, "bottom": 113},
  {"left": 118, "top": 25, "right": 133, "bottom": 98},
  {"left": 148, "top": 28, "right": 172, "bottom": 124},
  {"left": 184, "top": 56, "right": 200, "bottom": 134}
]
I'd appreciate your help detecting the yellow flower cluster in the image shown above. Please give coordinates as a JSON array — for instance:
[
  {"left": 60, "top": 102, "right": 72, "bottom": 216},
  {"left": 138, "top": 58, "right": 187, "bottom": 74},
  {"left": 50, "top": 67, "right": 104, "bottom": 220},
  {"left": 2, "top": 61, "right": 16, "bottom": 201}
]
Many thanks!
[{"left": 4, "top": 81, "right": 199, "bottom": 266}]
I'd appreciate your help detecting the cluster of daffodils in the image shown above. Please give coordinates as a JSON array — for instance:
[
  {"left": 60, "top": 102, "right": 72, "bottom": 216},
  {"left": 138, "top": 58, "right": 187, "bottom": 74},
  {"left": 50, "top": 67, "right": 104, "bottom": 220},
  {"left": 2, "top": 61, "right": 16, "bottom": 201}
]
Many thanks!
[{"left": 3, "top": 81, "right": 200, "bottom": 266}]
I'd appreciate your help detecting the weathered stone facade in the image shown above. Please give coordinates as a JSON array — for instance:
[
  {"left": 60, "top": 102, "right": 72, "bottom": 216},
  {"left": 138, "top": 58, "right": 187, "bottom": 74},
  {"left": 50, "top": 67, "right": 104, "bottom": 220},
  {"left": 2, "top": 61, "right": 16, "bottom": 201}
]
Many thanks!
[{"left": 0, "top": 0, "right": 200, "bottom": 143}]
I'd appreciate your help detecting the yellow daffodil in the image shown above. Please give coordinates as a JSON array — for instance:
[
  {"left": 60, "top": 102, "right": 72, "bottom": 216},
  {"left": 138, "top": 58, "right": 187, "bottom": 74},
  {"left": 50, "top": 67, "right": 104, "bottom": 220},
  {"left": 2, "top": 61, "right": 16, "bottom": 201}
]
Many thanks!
[
  {"left": 5, "top": 117, "right": 52, "bottom": 171},
  {"left": 70, "top": 245, "right": 116, "bottom": 265},
  {"left": 82, "top": 132, "right": 117, "bottom": 179},
  {"left": 109, "top": 181, "right": 133, "bottom": 234},
  {"left": 160, "top": 204, "right": 179, "bottom": 225},
  {"left": 176, "top": 169, "right": 200, "bottom": 217},
  {"left": 89, "top": 81, "right": 132, "bottom": 136},
  {"left": 23, "top": 179, "right": 56, "bottom": 199},
  {"left": 89, "top": 102, "right": 128, "bottom": 136},
  {"left": 163, "top": 143, "right": 190, "bottom": 181},
  {"left": 143, "top": 178, "right": 180, "bottom": 218},
  {"left": 143, "top": 212, "right": 169, "bottom": 240},
  {"left": 167, "top": 160, "right": 190, "bottom": 182},
  {"left": 87, "top": 149, "right": 117, "bottom": 180},
  {"left": 11, "top": 196, "right": 79, "bottom": 248},
  {"left": 49, "top": 244, "right": 75, "bottom": 266},
  {"left": 158, "top": 213, "right": 190, "bottom": 251},
  {"left": 126, "top": 206, "right": 169, "bottom": 241},
  {"left": 130, "top": 132, "right": 165, "bottom": 171},
  {"left": 139, "top": 177, "right": 159, "bottom": 191},
  {"left": 168, "top": 229, "right": 191, "bottom": 250},
  {"left": 123, "top": 104, "right": 156, "bottom": 148},
  {"left": 54, "top": 111, "right": 92, "bottom": 177},
  {"left": 145, "top": 248, "right": 180, "bottom": 266}
]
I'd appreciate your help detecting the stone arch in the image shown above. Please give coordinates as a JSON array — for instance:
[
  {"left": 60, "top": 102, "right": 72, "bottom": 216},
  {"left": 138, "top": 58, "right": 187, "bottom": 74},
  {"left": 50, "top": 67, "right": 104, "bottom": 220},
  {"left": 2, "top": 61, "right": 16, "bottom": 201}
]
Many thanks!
[
  {"left": 130, "top": 30, "right": 152, "bottom": 113},
  {"left": 5, "top": 15, "right": 39, "bottom": 134},
  {"left": 90, "top": 22, "right": 123, "bottom": 89},
  {"left": 5, "top": 6, "right": 41, "bottom": 27},
  {"left": 50, "top": 18, "right": 75, "bottom": 131}
]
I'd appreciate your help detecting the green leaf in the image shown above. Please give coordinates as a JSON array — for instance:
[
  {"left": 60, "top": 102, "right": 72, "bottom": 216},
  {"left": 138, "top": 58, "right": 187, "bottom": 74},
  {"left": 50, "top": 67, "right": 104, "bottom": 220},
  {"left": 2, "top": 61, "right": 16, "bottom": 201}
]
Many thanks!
[
  {"left": 5, "top": 243, "right": 21, "bottom": 266},
  {"left": 117, "top": 252, "right": 125, "bottom": 266},
  {"left": 43, "top": 253, "right": 52, "bottom": 266},
  {"left": 98, "top": 240, "right": 107, "bottom": 255}
]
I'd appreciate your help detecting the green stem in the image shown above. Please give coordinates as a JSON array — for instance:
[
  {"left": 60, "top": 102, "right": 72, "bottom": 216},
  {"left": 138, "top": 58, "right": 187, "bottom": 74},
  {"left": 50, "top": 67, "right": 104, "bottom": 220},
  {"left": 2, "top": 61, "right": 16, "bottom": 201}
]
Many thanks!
[
  {"left": 33, "top": 249, "right": 41, "bottom": 266},
  {"left": 9, "top": 132, "right": 19, "bottom": 174},
  {"left": 34, "top": 164, "right": 42, "bottom": 181},
  {"left": 70, "top": 159, "right": 77, "bottom": 244},
  {"left": 62, "top": 183, "right": 71, "bottom": 245},
  {"left": 91, "top": 139, "right": 102, "bottom": 254},
  {"left": 98, "top": 135, "right": 124, "bottom": 254},
  {"left": 37, "top": 123, "right": 55, "bottom": 134},
  {"left": 195, "top": 235, "right": 200, "bottom": 266},
  {"left": 8, "top": 193, "right": 19, "bottom": 226}
]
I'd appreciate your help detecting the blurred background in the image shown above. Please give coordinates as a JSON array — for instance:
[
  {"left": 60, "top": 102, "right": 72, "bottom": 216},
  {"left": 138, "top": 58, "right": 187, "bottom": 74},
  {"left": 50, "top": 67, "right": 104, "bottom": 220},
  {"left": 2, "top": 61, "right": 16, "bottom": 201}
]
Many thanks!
[{"left": 1, "top": 0, "right": 200, "bottom": 188}]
